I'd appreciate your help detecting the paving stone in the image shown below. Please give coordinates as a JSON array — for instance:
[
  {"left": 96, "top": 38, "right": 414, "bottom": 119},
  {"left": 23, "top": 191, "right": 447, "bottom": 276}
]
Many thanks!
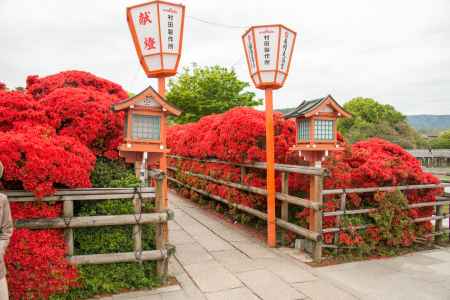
[
  {"left": 253, "top": 258, "right": 317, "bottom": 283},
  {"left": 205, "top": 287, "right": 260, "bottom": 300},
  {"left": 170, "top": 229, "right": 194, "bottom": 245},
  {"left": 231, "top": 241, "right": 278, "bottom": 259},
  {"left": 428, "top": 262, "right": 450, "bottom": 276},
  {"left": 184, "top": 260, "right": 242, "bottom": 293},
  {"left": 176, "top": 272, "right": 207, "bottom": 300},
  {"left": 359, "top": 274, "right": 450, "bottom": 300},
  {"left": 168, "top": 220, "right": 182, "bottom": 231},
  {"left": 191, "top": 232, "right": 234, "bottom": 252},
  {"left": 237, "top": 269, "right": 306, "bottom": 300},
  {"left": 161, "top": 290, "right": 193, "bottom": 300},
  {"left": 175, "top": 242, "right": 213, "bottom": 266},
  {"left": 317, "top": 262, "right": 400, "bottom": 296},
  {"left": 213, "top": 228, "right": 253, "bottom": 242},
  {"left": 168, "top": 258, "right": 185, "bottom": 276},
  {"left": 292, "top": 280, "right": 358, "bottom": 300},
  {"left": 422, "top": 250, "right": 450, "bottom": 262},
  {"left": 210, "top": 249, "right": 262, "bottom": 273}
]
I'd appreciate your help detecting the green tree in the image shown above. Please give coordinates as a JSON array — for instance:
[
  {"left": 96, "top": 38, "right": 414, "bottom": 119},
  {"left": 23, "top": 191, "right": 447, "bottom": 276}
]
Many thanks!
[
  {"left": 166, "top": 65, "right": 262, "bottom": 123},
  {"left": 338, "top": 97, "right": 427, "bottom": 149},
  {"left": 430, "top": 130, "right": 450, "bottom": 149}
]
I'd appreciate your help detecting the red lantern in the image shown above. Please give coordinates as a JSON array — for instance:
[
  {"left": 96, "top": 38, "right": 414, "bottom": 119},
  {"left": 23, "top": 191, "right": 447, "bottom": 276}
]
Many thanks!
[
  {"left": 127, "top": 0, "right": 185, "bottom": 78},
  {"left": 242, "top": 25, "right": 296, "bottom": 90}
]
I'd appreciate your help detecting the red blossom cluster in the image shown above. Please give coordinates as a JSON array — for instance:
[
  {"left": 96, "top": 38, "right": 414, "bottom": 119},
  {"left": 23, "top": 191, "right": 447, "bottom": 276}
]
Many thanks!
[
  {"left": 5, "top": 229, "right": 79, "bottom": 299},
  {"left": 40, "top": 87, "right": 124, "bottom": 158},
  {"left": 168, "top": 107, "right": 296, "bottom": 163},
  {"left": 26, "top": 70, "right": 128, "bottom": 101},
  {"left": 0, "top": 71, "right": 128, "bottom": 299},
  {"left": 168, "top": 108, "right": 441, "bottom": 250},
  {"left": 0, "top": 126, "right": 95, "bottom": 198}
]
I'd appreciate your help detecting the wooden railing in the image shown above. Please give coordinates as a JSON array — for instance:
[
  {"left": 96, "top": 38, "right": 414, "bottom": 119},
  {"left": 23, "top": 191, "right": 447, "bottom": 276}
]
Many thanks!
[
  {"left": 167, "top": 155, "right": 325, "bottom": 261},
  {"left": 168, "top": 155, "right": 450, "bottom": 261},
  {"left": 4, "top": 170, "right": 173, "bottom": 281},
  {"left": 322, "top": 183, "right": 450, "bottom": 245}
]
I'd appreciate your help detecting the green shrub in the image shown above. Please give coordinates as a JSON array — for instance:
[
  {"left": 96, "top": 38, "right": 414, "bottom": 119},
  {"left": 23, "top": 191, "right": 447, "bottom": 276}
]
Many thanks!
[{"left": 56, "top": 158, "right": 160, "bottom": 299}]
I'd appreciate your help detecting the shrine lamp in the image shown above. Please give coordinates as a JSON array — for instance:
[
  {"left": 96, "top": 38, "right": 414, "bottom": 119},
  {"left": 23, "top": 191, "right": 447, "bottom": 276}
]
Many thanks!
[
  {"left": 242, "top": 25, "right": 296, "bottom": 90},
  {"left": 127, "top": 0, "right": 185, "bottom": 78},
  {"left": 284, "top": 95, "right": 351, "bottom": 162},
  {"left": 242, "top": 24, "right": 297, "bottom": 248},
  {"left": 112, "top": 85, "right": 181, "bottom": 164}
]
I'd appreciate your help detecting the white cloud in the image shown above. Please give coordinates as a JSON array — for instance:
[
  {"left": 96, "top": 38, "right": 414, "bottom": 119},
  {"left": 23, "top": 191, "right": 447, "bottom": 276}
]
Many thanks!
[{"left": 0, "top": 0, "right": 449, "bottom": 114}]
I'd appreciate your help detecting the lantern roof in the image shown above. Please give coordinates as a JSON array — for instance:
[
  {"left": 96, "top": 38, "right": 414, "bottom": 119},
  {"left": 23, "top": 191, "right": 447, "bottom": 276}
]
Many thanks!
[
  {"left": 283, "top": 95, "right": 351, "bottom": 119},
  {"left": 112, "top": 85, "right": 181, "bottom": 116}
]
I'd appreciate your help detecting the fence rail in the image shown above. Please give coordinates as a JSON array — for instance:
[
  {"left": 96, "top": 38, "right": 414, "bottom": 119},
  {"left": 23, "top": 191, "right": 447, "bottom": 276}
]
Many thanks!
[
  {"left": 168, "top": 155, "right": 324, "bottom": 261},
  {"left": 4, "top": 171, "right": 173, "bottom": 281},
  {"left": 168, "top": 155, "right": 450, "bottom": 261}
]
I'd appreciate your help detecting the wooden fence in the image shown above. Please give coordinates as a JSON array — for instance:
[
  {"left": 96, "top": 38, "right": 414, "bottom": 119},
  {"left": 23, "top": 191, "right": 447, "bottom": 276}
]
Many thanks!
[
  {"left": 322, "top": 184, "right": 450, "bottom": 247},
  {"left": 4, "top": 170, "right": 173, "bottom": 281},
  {"left": 168, "top": 155, "right": 450, "bottom": 262},
  {"left": 168, "top": 155, "right": 325, "bottom": 261}
]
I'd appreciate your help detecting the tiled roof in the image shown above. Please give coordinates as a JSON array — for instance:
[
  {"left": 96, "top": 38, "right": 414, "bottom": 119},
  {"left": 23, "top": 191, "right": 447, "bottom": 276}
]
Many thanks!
[{"left": 283, "top": 97, "right": 327, "bottom": 118}]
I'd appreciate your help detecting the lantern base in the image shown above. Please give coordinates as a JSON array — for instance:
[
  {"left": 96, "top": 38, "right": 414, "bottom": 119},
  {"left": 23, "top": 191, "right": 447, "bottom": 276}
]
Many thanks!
[
  {"left": 119, "top": 149, "right": 167, "bottom": 164},
  {"left": 290, "top": 143, "right": 344, "bottom": 152}
]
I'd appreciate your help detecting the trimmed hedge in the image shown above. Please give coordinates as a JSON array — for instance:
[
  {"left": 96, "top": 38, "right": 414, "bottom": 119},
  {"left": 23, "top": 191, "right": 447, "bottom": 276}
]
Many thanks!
[{"left": 53, "top": 159, "right": 160, "bottom": 299}]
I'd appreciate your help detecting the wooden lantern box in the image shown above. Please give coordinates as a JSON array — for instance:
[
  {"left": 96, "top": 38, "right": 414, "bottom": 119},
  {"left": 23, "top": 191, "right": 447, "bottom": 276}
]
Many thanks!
[
  {"left": 112, "top": 85, "right": 181, "bottom": 164},
  {"left": 284, "top": 95, "right": 351, "bottom": 161}
]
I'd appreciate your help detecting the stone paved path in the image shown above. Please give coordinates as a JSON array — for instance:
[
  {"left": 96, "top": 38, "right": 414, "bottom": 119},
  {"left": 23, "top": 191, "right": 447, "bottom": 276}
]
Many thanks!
[{"left": 99, "top": 191, "right": 450, "bottom": 300}]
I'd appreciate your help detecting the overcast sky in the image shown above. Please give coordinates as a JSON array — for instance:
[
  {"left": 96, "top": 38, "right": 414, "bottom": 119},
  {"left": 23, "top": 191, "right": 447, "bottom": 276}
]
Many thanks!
[{"left": 1, "top": 0, "right": 449, "bottom": 114}]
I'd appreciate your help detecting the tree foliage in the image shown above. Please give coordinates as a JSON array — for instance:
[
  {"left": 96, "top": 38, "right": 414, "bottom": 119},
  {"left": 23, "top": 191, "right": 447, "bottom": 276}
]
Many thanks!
[
  {"left": 429, "top": 129, "right": 450, "bottom": 149},
  {"left": 338, "top": 97, "right": 427, "bottom": 149},
  {"left": 166, "top": 65, "right": 261, "bottom": 123}
]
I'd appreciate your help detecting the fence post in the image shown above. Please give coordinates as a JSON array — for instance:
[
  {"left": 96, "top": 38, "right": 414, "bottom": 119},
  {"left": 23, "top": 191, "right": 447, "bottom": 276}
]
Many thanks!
[
  {"left": 281, "top": 171, "right": 289, "bottom": 245},
  {"left": 240, "top": 166, "right": 246, "bottom": 184},
  {"left": 133, "top": 193, "right": 143, "bottom": 256},
  {"left": 63, "top": 200, "right": 74, "bottom": 257},
  {"left": 435, "top": 204, "right": 443, "bottom": 243},
  {"left": 334, "top": 193, "right": 346, "bottom": 251},
  {"left": 310, "top": 171, "right": 323, "bottom": 262},
  {"left": 153, "top": 170, "right": 168, "bottom": 282}
]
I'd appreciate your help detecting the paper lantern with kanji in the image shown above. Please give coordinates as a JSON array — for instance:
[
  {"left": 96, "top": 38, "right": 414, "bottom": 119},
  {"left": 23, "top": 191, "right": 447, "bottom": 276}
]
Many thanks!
[
  {"left": 242, "top": 25, "right": 296, "bottom": 90},
  {"left": 127, "top": 1, "right": 185, "bottom": 78}
]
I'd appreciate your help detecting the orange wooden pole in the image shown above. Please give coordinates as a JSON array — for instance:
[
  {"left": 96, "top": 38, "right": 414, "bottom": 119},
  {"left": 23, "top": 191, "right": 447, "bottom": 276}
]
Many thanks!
[
  {"left": 158, "top": 77, "right": 168, "bottom": 207},
  {"left": 265, "top": 88, "right": 276, "bottom": 248}
]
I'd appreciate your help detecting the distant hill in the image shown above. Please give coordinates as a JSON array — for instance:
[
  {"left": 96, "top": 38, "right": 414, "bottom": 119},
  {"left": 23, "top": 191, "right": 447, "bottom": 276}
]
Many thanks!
[
  {"left": 407, "top": 115, "right": 450, "bottom": 133},
  {"left": 276, "top": 108, "right": 450, "bottom": 134}
]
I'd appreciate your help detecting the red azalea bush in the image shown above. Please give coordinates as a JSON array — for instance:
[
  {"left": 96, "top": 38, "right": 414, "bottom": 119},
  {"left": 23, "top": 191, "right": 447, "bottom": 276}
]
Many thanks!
[
  {"left": 0, "top": 125, "right": 95, "bottom": 198},
  {"left": 40, "top": 87, "right": 124, "bottom": 159},
  {"left": 167, "top": 108, "right": 442, "bottom": 252},
  {"left": 0, "top": 90, "right": 46, "bottom": 131},
  {"left": 26, "top": 70, "right": 128, "bottom": 101},
  {"left": 7, "top": 201, "right": 78, "bottom": 299},
  {"left": 5, "top": 229, "right": 79, "bottom": 300},
  {"left": 168, "top": 107, "right": 296, "bottom": 163},
  {"left": 0, "top": 71, "right": 131, "bottom": 299}
]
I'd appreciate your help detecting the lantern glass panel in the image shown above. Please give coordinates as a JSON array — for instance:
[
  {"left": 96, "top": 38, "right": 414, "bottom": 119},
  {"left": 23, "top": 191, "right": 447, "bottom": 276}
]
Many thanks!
[
  {"left": 132, "top": 115, "right": 161, "bottom": 140},
  {"left": 314, "top": 119, "right": 334, "bottom": 140},
  {"left": 297, "top": 119, "right": 310, "bottom": 141}
]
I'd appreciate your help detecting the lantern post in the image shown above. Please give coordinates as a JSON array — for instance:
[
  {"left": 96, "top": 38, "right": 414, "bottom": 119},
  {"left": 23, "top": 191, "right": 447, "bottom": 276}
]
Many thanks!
[
  {"left": 242, "top": 25, "right": 297, "bottom": 247},
  {"left": 126, "top": 0, "right": 185, "bottom": 204}
]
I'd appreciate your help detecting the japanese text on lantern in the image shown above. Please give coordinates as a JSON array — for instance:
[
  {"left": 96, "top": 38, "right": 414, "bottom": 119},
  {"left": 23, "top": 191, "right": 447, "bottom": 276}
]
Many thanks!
[
  {"left": 139, "top": 11, "right": 152, "bottom": 25},
  {"left": 280, "top": 31, "right": 289, "bottom": 70},
  {"left": 247, "top": 35, "right": 256, "bottom": 71},
  {"left": 263, "top": 34, "right": 271, "bottom": 65},
  {"left": 144, "top": 37, "right": 156, "bottom": 50}
]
